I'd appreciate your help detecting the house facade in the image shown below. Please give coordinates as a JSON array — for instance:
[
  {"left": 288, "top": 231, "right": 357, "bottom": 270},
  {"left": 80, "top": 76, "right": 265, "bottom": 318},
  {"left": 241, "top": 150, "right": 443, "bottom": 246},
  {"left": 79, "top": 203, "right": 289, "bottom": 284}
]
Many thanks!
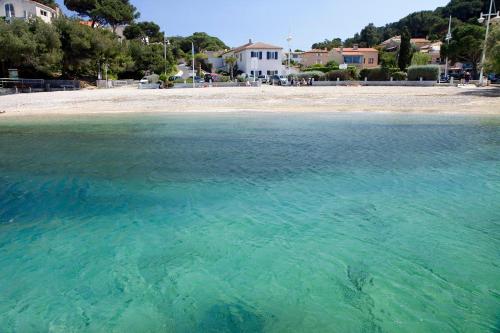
[
  {"left": 0, "top": 0, "right": 59, "bottom": 23},
  {"left": 380, "top": 36, "right": 432, "bottom": 52},
  {"left": 301, "top": 49, "right": 330, "bottom": 67},
  {"left": 222, "top": 40, "right": 284, "bottom": 76},
  {"left": 284, "top": 51, "right": 304, "bottom": 65},
  {"left": 302, "top": 46, "right": 378, "bottom": 69},
  {"left": 418, "top": 41, "right": 443, "bottom": 65},
  {"left": 330, "top": 46, "right": 379, "bottom": 69}
]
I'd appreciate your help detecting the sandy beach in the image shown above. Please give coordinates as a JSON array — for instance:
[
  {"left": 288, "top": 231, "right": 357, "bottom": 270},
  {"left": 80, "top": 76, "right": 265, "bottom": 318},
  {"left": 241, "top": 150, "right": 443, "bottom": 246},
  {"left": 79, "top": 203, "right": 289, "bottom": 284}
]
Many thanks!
[{"left": 0, "top": 85, "right": 499, "bottom": 118}]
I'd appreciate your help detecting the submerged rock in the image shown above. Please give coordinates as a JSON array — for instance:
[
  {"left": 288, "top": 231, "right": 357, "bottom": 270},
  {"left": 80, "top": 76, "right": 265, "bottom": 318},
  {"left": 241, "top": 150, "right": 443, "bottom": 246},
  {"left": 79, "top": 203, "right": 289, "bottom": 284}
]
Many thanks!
[{"left": 198, "top": 302, "right": 265, "bottom": 333}]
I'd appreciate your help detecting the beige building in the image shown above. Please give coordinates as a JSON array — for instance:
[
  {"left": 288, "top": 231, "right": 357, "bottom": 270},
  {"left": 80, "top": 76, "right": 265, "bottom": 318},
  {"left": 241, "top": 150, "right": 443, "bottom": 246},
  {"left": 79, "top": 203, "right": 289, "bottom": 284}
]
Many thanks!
[
  {"left": 0, "top": 0, "right": 60, "bottom": 23},
  {"left": 302, "top": 45, "right": 378, "bottom": 69},
  {"left": 380, "top": 36, "right": 432, "bottom": 51},
  {"left": 330, "top": 46, "right": 379, "bottom": 69},
  {"left": 301, "top": 49, "right": 330, "bottom": 67},
  {"left": 419, "top": 41, "right": 443, "bottom": 65}
]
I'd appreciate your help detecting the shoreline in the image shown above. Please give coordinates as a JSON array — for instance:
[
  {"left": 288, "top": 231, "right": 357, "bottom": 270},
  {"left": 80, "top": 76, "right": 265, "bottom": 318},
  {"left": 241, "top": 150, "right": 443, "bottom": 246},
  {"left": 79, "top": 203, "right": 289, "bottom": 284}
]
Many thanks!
[{"left": 0, "top": 85, "right": 499, "bottom": 119}]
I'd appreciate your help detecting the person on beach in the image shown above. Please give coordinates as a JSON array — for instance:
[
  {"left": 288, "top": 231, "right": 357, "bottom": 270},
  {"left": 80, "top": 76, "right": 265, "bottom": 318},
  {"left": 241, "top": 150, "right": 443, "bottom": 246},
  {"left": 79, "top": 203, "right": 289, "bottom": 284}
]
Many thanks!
[{"left": 465, "top": 71, "right": 471, "bottom": 84}]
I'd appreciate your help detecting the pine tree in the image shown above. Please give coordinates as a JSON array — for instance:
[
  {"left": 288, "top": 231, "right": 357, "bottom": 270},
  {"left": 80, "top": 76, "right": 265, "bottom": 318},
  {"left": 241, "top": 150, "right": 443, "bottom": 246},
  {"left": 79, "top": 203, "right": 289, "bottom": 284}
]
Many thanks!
[{"left": 398, "top": 27, "right": 412, "bottom": 71}]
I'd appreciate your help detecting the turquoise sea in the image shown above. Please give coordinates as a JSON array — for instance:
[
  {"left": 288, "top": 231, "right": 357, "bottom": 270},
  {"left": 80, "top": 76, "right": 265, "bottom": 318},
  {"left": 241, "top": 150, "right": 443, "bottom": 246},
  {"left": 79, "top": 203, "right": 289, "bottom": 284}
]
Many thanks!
[{"left": 0, "top": 113, "right": 499, "bottom": 332}]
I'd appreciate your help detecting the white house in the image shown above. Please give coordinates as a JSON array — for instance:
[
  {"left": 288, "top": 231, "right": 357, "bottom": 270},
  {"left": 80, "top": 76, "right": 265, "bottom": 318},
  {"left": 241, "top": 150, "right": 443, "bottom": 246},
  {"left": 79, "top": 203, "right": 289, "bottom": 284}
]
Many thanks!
[
  {"left": 0, "top": 0, "right": 59, "bottom": 24},
  {"left": 223, "top": 40, "right": 285, "bottom": 76}
]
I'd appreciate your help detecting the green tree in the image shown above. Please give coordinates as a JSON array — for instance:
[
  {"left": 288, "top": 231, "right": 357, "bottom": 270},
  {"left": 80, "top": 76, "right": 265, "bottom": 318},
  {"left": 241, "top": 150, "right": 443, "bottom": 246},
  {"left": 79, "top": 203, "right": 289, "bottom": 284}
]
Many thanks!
[
  {"left": 55, "top": 18, "right": 123, "bottom": 78},
  {"left": 441, "top": 23, "right": 485, "bottom": 76},
  {"left": 436, "top": 0, "right": 484, "bottom": 22},
  {"left": 398, "top": 27, "right": 412, "bottom": 71},
  {"left": 411, "top": 52, "right": 432, "bottom": 65},
  {"left": 485, "top": 25, "right": 500, "bottom": 73},
  {"left": 380, "top": 51, "right": 397, "bottom": 69},
  {"left": 91, "top": 0, "right": 139, "bottom": 32},
  {"left": 64, "top": 0, "right": 98, "bottom": 26},
  {"left": 0, "top": 19, "right": 62, "bottom": 77},
  {"left": 123, "top": 21, "right": 162, "bottom": 42},
  {"left": 359, "top": 23, "right": 381, "bottom": 47},
  {"left": 397, "top": 11, "right": 446, "bottom": 38},
  {"left": 311, "top": 38, "right": 342, "bottom": 50},
  {"left": 224, "top": 56, "right": 237, "bottom": 79},
  {"left": 63, "top": 0, "right": 139, "bottom": 30}
]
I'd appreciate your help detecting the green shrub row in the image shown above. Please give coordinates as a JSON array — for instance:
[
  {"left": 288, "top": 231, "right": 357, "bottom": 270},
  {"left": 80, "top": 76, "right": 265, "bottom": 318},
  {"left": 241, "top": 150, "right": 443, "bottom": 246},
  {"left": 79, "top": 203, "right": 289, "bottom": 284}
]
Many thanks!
[
  {"left": 359, "top": 68, "right": 408, "bottom": 81},
  {"left": 407, "top": 65, "right": 440, "bottom": 81},
  {"left": 303, "top": 66, "right": 337, "bottom": 73}
]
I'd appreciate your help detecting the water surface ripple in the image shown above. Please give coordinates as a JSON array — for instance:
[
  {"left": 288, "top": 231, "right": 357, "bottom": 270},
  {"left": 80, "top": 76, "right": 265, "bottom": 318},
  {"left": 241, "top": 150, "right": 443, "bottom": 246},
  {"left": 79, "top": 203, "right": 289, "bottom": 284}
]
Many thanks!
[{"left": 0, "top": 113, "right": 499, "bottom": 332}]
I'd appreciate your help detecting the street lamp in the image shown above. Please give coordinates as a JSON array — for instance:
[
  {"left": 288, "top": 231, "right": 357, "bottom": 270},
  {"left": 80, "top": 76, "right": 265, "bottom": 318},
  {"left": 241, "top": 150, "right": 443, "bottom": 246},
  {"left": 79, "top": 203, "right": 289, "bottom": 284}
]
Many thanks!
[
  {"left": 286, "top": 33, "right": 292, "bottom": 76},
  {"left": 163, "top": 30, "right": 170, "bottom": 76},
  {"left": 478, "top": 0, "right": 500, "bottom": 85},
  {"left": 191, "top": 42, "right": 195, "bottom": 88},
  {"left": 444, "top": 16, "right": 452, "bottom": 79}
]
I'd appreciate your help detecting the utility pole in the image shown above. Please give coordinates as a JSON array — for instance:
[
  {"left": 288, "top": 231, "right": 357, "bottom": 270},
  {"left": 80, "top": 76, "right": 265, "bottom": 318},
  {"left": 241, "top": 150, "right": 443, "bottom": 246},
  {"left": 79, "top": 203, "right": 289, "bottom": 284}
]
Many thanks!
[
  {"left": 192, "top": 42, "right": 195, "bottom": 88},
  {"left": 444, "top": 16, "right": 452, "bottom": 79},
  {"left": 478, "top": 0, "right": 500, "bottom": 85},
  {"left": 286, "top": 33, "right": 292, "bottom": 77},
  {"left": 164, "top": 29, "right": 168, "bottom": 76}
]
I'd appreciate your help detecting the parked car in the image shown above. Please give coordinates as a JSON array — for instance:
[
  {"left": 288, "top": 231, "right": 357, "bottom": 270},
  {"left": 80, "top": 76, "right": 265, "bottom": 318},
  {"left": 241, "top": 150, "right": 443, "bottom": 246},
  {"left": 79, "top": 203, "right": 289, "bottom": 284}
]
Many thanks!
[
  {"left": 439, "top": 73, "right": 450, "bottom": 83},
  {"left": 487, "top": 73, "right": 498, "bottom": 83},
  {"left": 204, "top": 73, "right": 214, "bottom": 82},
  {"left": 270, "top": 75, "right": 288, "bottom": 86},
  {"left": 258, "top": 75, "right": 269, "bottom": 83}
]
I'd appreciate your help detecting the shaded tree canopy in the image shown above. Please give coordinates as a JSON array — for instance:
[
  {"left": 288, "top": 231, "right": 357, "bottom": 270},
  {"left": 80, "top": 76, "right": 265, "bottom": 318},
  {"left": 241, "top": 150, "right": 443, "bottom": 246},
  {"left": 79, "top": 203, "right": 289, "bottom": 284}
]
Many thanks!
[
  {"left": 311, "top": 0, "right": 499, "bottom": 49},
  {"left": 64, "top": 0, "right": 139, "bottom": 29},
  {"left": 170, "top": 32, "right": 228, "bottom": 54},
  {"left": 398, "top": 27, "right": 412, "bottom": 71},
  {"left": 123, "top": 21, "right": 161, "bottom": 42},
  {"left": 441, "top": 23, "right": 485, "bottom": 74},
  {"left": 311, "top": 38, "right": 342, "bottom": 50}
]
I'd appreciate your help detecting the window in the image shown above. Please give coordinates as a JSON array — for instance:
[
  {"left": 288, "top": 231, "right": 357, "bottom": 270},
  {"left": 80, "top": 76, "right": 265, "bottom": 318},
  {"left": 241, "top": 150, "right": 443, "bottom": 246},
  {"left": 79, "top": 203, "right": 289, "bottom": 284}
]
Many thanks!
[
  {"left": 266, "top": 52, "right": 278, "bottom": 60},
  {"left": 40, "top": 10, "right": 48, "bottom": 16},
  {"left": 344, "top": 56, "right": 362, "bottom": 64},
  {"left": 5, "top": 3, "right": 15, "bottom": 17},
  {"left": 368, "top": 58, "right": 374, "bottom": 64},
  {"left": 251, "top": 51, "right": 263, "bottom": 59}
]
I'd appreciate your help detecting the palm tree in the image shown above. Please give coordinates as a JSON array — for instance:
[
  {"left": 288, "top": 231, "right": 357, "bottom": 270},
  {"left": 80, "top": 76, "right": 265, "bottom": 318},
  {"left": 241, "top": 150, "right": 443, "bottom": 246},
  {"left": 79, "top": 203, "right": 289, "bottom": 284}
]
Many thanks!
[{"left": 225, "top": 56, "right": 237, "bottom": 79}]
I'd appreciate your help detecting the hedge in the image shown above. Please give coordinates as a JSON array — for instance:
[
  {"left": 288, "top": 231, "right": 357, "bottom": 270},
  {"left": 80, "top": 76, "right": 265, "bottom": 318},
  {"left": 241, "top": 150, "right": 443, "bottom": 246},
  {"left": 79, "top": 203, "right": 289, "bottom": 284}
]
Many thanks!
[
  {"left": 391, "top": 71, "right": 407, "bottom": 81},
  {"left": 407, "top": 65, "right": 440, "bottom": 81},
  {"left": 303, "top": 66, "right": 337, "bottom": 73},
  {"left": 293, "top": 71, "right": 326, "bottom": 81},
  {"left": 326, "top": 69, "right": 356, "bottom": 81},
  {"left": 359, "top": 68, "right": 390, "bottom": 81}
]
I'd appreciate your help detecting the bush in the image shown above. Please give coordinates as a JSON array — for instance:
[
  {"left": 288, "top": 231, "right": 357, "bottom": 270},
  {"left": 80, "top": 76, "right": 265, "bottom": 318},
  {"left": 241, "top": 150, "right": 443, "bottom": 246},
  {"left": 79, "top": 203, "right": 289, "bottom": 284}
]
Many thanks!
[
  {"left": 159, "top": 73, "right": 168, "bottom": 83},
  {"left": 218, "top": 75, "right": 231, "bottom": 82},
  {"left": 407, "top": 65, "right": 439, "bottom": 81},
  {"left": 326, "top": 70, "right": 353, "bottom": 81},
  {"left": 301, "top": 71, "right": 326, "bottom": 81},
  {"left": 360, "top": 68, "right": 390, "bottom": 81},
  {"left": 391, "top": 71, "right": 407, "bottom": 81},
  {"left": 303, "top": 66, "right": 334, "bottom": 73},
  {"left": 236, "top": 74, "right": 247, "bottom": 82}
]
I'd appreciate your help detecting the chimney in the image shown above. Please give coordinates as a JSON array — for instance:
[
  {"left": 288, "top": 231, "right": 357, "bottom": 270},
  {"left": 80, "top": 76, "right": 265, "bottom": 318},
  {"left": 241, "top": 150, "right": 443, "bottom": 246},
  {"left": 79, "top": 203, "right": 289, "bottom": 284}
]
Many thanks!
[
  {"left": 249, "top": 38, "right": 253, "bottom": 44},
  {"left": 353, "top": 44, "right": 359, "bottom": 50}
]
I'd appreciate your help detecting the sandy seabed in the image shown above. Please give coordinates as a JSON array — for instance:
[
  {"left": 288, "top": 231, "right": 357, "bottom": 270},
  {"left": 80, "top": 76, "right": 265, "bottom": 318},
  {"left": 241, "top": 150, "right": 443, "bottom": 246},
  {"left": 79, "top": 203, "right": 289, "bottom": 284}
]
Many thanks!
[{"left": 0, "top": 85, "right": 499, "bottom": 118}]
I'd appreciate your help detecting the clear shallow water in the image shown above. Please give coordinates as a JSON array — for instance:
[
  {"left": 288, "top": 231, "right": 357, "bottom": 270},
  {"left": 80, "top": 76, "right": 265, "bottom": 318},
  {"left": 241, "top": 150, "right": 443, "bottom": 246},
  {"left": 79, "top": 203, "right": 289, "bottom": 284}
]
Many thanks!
[{"left": 0, "top": 112, "right": 499, "bottom": 332}]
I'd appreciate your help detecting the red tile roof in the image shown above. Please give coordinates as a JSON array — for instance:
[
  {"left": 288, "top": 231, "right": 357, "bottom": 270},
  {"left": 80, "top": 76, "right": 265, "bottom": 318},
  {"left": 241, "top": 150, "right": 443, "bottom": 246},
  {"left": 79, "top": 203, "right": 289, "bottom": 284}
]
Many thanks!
[
  {"left": 228, "top": 42, "right": 283, "bottom": 54},
  {"left": 304, "top": 49, "right": 329, "bottom": 53}
]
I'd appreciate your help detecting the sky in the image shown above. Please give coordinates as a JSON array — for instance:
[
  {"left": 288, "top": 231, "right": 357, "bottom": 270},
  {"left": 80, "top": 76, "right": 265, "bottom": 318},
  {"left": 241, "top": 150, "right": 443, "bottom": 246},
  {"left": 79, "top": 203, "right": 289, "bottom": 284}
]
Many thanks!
[{"left": 55, "top": 0, "right": 450, "bottom": 50}]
